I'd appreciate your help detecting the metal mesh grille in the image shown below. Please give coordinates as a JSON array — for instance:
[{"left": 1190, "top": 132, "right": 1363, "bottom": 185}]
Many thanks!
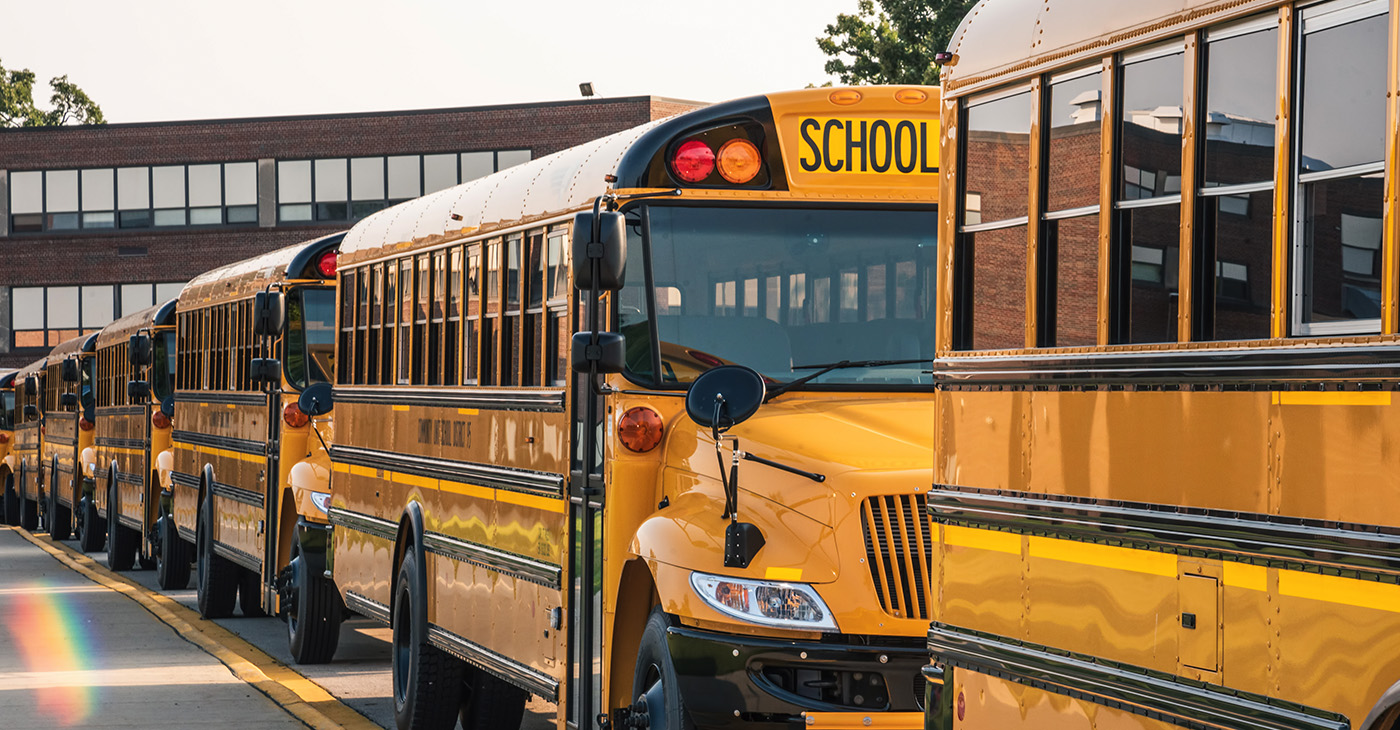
[{"left": 861, "top": 494, "right": 933, "bottom": 620}]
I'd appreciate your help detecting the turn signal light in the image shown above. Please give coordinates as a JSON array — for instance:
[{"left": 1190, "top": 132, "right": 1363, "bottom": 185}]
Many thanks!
[
  {"left": 152, "top": 410, "right": 172, "bottom": 430},
  {"left": 829, "top": 89, "right": 863, "bottom": 105},
  {"left": 78, "top": 417, "right": 95, "bottom": 432},
  {"left": 618, "top": 407, "right": 663, "bottom": 452},
  {"left": 317, "top": 251, "right": 338, "bottom": 279},
  {"left": 895, "top": 88, "right": 929, "bottom": 105},
  {"left": 0, "top": 433, "right": 9, "bottom": 444},
  {"left": 283, "top": 402, "right": 310, "bottom": 429},
  {"left": 717, "top": 139, "right": 762, "bottom": 184},
  {"left": 671, "top": 140, "right": 716, "bottom": 183}
]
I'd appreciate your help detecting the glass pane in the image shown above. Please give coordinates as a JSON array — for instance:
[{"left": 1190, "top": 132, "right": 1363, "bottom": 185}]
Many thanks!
[
  {"left": 122, "top": 284, "right": 154, "bottom": 315},
  {"left": 119, "top": 210, "right": 152, "bottom": 228},
  {"left": 1046, "top": 71, "right": 1102, "bottom": 212},
  {"left": 156, "top": 282, "right": 184, "bottom": 301},
  {"left": 964, "top": 225, "right": 1026, "bottom": 350},
  {"left": 461, "top": 152, "right": 493, "bottom": 181},
  {"left": 424, "top": 154, "right": 457, "bottom": 193},
  {"left": 1123, "top": 204, "right": 1180, "bottom": 343},
  {"left": 350, "top": 157, "right": 385, "bottom": 200},
  {"left": 1203, "top": 27, "right": 1277, "bottom": 187},
  {"left": 498, "top": 150, "right": 531, "bottom": 169},
  {"left": 117, "top": 167, "right": 150, "bottom": 210},
  {"left": 388, "top": 156, "right": 421, "bottom": 199},
  {"left": 81, "top": 286, "right": 114, "bottom": 327},
  {"left": 10, "top": 171, "right": 42, "bottom": 214},
  {"left": 1204, "top": 190, "right": 1272, "bottom": 340},
  {"left": 278, "top": 160, "right": 312, "bottom": 204},
  {"left": 12, "top": 288, "right": 44, "bottom": 329},
  {"left": 279, "top": 204, "right": 312, "bottom": 222},
  {"left": 1302, "top": 173, "right": 1384, "bottom": 324},
  {"left": 47, "top": 286, "right": 79, "bottom": 328},
  {"left": 226, "top": 205, "right": 257, "bottom": 223},
  {"left": 547, "top": 232, "right": 566, "bottom": 300},
  {"left": 224, "top": 162, "right": 257, "bottom": 206},
  {"left": 1048, "top": 214, "right": 1099, "bottom": 346},
  {"left": 81, "top": 168, "right": 115, "bottom": 211},
  {"left": 506, "top": 237, "right": 521, "bottom": 308},
  {"left": 154, "top": 209, "right": 186, "bottom": 226},
  {"left": 1120, "top": 51, "right": 1184, "bottom": 200},
  {"left": 188, "top": 164, "right": 221, "bottom": 207},
  {"left": 82, "top": 211, "right": 115, "bottom": 228},
  {"left": 152, "top": 166, "right": 186, "bottom": 208},
  {"left": 48, "top": 212, "right": 79, "bottom": 230},
  {"left": 46, "top": 170, "right": 79, "bottom": 212},
  {"left": 964, "top": 91, "right": 1031, "bottom": 225},
  {"left": 527, "top": 233, "right": 544, "bottom": 309},
  {"left": 1300, "top": 11, "right": 1387, "bottom": 173},
  {"left": 315, "top": 158, "right": 348, "bottom": 202},
  {"left": 190, "top": 207, "right": 221, "bottom": 225}
]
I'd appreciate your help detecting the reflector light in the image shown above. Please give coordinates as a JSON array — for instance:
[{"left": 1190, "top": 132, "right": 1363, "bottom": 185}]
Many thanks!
[
  {"left": 895, "top": 88, "right": 929, "bottom": 105},
  {"left": 618, "top": 407, "right": 664, "bottom": 453},
  {"left": 671, "top": 140, "right": 716, "bottom": 183},
  {"left": 283, "top": 402, "right": 310, "bottom": 429},
  {"left": 717, "top": 139, "right": 762, "bottom": 184},
  {"left": 317, "top": 251, "right": 338, "bottom": 279},
  {"left": 829, "top": 89, "right": 862, "bottom": 105},
  {"left": 152, "top": 410, "right": 172, "bottom": 430},
  {"left": 78, "top": 417, "right": 95, "bottom": 432},
  {"left": 0, "top": 433, "right": 9, "bottom": 444}
]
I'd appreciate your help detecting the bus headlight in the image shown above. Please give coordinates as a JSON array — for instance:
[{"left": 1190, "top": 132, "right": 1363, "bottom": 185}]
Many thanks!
[
  {"left": 309, "top": 491, "right": 332, "bottom": 515},
  {"left": 690, "top": 572, "right": 837, "bottom": 632}
]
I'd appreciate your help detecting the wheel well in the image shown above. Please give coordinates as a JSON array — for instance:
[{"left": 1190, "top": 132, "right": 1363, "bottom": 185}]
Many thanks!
[
  {"left": 276, "top": 489, "right": 298, "bottom": 572},
  {"left": 606, "top": 558, "right": 660, "bottom": 711},
  {"left": 390, "top": 517, "right": 414, "bottom": 620}
]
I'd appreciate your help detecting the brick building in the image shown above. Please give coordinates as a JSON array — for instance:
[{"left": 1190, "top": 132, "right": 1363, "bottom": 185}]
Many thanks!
[{"left": 0, "top": 96, "right": 704, "bottom": 367}]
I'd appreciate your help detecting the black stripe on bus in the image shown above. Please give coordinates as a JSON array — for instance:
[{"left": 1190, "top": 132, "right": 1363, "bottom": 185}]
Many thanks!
[
  {"left": 170, "top": 470, "right": 200, "bottom": 490},
  {"left": 422, "top": 531, "right": 562, "bottom": 589},
  {"left": 334, "top": 386, "right": 566, "bottom": 413},
  {"left": 97, "top": 437, "right": 147, "bottom": 450},
  {"left": 211, "top": 481, "right": 264, "bottom": 510},
  {"left": 933, "top": 344, "right": 1400, "bottom": 389},
  {"left": 174, "top": 430, "right": 266, "bottom": 458},
  {"left": 175, "top": 391, "right": 269, "bottom": 407},
  {"left": 327, "top": 507, "right": 398, "bottom": 543},
  {"left": 96, "top": 406, "right": 147, "bottom": 417},
  {"left": 330, "top": 445, "right": 565, "bottom": 499},
  {"left": 928, "top": 484, "right": 1400, "bottom": 579},
  {"left": 927, "top": 622, "right": 1347, "bottom": 730},
  {"left": 213, "top": 542, "right": 262, "bottom": 573},
  {"left": 46, "top": 436, "right": 77, "bottom": 447},
  {"left": 117, "top": 513, "right": 143, "bottom": 533},
  {"left": 344, "top": 591, "right": 391, "bottom": 624},
  {"left": 108, "top": 470, "right": 144, "bottom": 487},
  {"left": 427, "top": 625, "right": 560, "bottom": 703}
]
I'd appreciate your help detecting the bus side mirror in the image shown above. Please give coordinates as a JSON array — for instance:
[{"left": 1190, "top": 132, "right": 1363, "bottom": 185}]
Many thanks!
[
  {"left": 128, "top": 380, "right": 150, "bottom": 401},
  {"left": 298, "top": 382, "right": 333, "bottom": 417},
  {"left": 253, "top": 291, "right": 284, "bottom": 337},
  {"left": 571, "top": 211, "right": 627, "bottom": 292},
  {"left": 62, "top": 359, "right": 80, "bottom": 383},
  {"left": 59, "top": 393, "right": 79, "bottom": 408},
  {"left": 24, "top": 377, "right": 37, "bottom": 396},
  {"left": 129, "top": 334, "right": 152, "bottom": 367},
  {"left": 250, "top": 358, "right": 281, "bottom": 384},
  {"left": 571, "top": 332, "right": 626, "bottom": 375},
  {"left": 23, "top": 404, "right": 39, "bottom": 420}
]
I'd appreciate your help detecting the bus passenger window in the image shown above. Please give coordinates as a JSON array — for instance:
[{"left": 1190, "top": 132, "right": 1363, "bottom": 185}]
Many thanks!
[{"left": 465, "top": 246, "right": 481, "bottom": 385}]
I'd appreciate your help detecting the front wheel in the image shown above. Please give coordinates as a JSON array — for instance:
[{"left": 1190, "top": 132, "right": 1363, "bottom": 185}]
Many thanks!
[
  {"left": 47, "top": 465, "right": 71, "bottom": 540},
  {"left": 106, "top": 478, "right": 136, "bottom": 571},
  {"left": 20, "top": 484, "right": 38, "bottom": 531},
  {"left": 155, "top": 515, "right": 190, "bottom": 589},
  {"left": 630, "top": 607, "right": 695, "bottom": 730},
  {"left": 392, "top": 548, "right": 463, "bottom": 730},
  {"left": 458, "top": 666, "right": 527, "bottom": 730},
  {"left": 196, "top": 493, "right": 237, "bottom": 619},
  {"left": 3, "top": 474, "right": 18, "bottom": 527},
  {"left": 77, "top": 495, "right": 104, "bottom": 552},
  {"left": 286, "top": 543, "right": 342, "bottom": 664}
]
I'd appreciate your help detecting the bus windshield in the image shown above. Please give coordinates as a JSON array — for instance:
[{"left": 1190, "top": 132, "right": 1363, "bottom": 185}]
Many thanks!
[
  {"left": 621, "top": 205, "right": 938, "bottom": 387},
  {"left": 152, "top": 331, "right": 176, "bottom": 402},
  {"left": 286, "top": 287, "right": 336, "bottom": 390}
]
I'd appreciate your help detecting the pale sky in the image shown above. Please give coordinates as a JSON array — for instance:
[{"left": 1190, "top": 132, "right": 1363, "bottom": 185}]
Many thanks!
[{"left": 1, "top": 0, "right": 862, "bottom": 124}]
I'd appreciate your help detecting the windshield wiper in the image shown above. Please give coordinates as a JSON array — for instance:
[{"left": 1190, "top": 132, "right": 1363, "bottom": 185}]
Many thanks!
[{"left": 763, "top": 358, "right": 927, "bottom": 402}]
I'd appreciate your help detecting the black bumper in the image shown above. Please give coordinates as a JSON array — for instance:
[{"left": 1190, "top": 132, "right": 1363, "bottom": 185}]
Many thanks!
[{"left": 666, "top": 624, "right": 928, "bottom": 728}]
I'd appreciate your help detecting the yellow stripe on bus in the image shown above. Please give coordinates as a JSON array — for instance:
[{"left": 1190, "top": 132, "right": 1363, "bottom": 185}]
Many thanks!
[
  {"left": 1223, "top": 562, "right": 1267, "bottom": 592},
  {"left": 174, "top": 442, "right": 264, "bottom": 465},
  {"left": 1280, "top": 571, "right": 1400, "bottom": 614},
  {"left": 391, "top": 405, "right": 410, "bottom": 412},
  {"left": 1028, "top": 536, "right": 1176, "bottom": 577},
  {"left": 394, "top": 472, "right": 435, "bottom": 490},
  {"left": 438, "top": 481, "right": 494, "bottom": 501},
  {"left": 457, "top": 408, "right": 478, "bottom": 415},
  {"left": 496, "top": 489, "right": 566, "bottom": 514},
  {"left": 1271, "top": 391, "right": 1392, "bottom": 407},
  {"left": 943, "top": 525, "right": 1019, "bottom": 554}
]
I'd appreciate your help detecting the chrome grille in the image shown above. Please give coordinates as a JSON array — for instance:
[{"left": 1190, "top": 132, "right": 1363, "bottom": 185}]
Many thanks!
[{"left": 861, "top": 494, "right": 933, "bottom": 620}]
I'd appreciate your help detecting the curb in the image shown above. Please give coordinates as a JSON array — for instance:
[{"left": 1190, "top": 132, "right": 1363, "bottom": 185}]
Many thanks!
[{"left": 8, "top": 525, "right": 381, "bottom": 730}]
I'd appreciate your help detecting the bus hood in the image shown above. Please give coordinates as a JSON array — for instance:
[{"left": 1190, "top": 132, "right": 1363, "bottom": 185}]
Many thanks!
[{"left": 663, "top": 395, "right": 934, "bottom": 527}]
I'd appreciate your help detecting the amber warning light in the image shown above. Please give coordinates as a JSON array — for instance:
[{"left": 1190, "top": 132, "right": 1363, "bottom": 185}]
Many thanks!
[{"left": 618, "top": 407, "right": 663, "bottom": 452}]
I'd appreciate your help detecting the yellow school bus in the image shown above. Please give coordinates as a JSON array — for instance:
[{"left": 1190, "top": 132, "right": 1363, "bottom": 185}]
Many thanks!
[
  {"left": 0, "top": 370, "right": 15, "bottom": 524},
  {"left": 170, "top": 233, "right": 343, "bottom": 628},
  {"left": 40, "top": 333, "right": 97, "bottom": 542},
  {"left": 91, "top": 299, "right": 179, "bottom": 573},
  {"left": 926, "top": 1, "right": 1400, "bottom": 729},
  {"left": 326, "top": 86, "right": 941, "bottom": 729},
  {"left": 8, "top": 356, "right": 46, "bottom": 530}
]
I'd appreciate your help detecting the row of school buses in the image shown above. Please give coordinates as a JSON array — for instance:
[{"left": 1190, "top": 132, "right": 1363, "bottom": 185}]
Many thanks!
[{"left": 7, "top": 2, "right": 1400, "bottom": 727}]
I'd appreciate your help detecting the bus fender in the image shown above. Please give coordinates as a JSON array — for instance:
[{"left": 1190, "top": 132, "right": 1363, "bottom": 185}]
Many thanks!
[
  {"left": 2, "top": 454, "right": 15, "bottom": 475},
  {"left": 391, "top": 500, "right": 428, "bottom": 619},
  {"left": 1361, "top": 678, "right": 1400, "bottom": 730},
  {"left": 81, "top": 447, "right": 97, "bottom": 480},
  {"left": 287, "top": 459, "right": 330, "bottom": 521},
  {"left": 629, "top": 487, "right": 839, "bottom": 616},
  {"left": 155, "top": 448, "right": 174, "bottom": 492}
]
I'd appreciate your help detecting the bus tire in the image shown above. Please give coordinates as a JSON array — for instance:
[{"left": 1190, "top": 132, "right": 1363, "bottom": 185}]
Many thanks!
[
  {"left": 196, "top": 493, "right": 237, "bottom": 619},
  {"left": 631, "top": 607, "right": 694, "bottom": 730},
  {"left": 47, "top": 461, "right": 71, "bottom": 540},
  {"left": 20, "top": 481, "right": 38, "bottom": 531},
  {"left": 77, "top": 494, "right": 105, "bottom": 553},
  {"left": 239, "top": 567, "right": 268, "bottom": 618},
  {"left": 392, "top": 548, "right": 463, "bottom": 730},
  {"left": 156, "top": 515, "right": 190, "bottom": 590},
  {"left": 458, "top": 666, "right": 527, "bottom": 730},
  {"left": 106, "top": 478, "right": 136, "bottom": 571},
  {"left": 3, "top": 473, "right": 18, "bottom": 527},
  {"left": 287, "top": 542, "right": 342, "bottom": 664}
]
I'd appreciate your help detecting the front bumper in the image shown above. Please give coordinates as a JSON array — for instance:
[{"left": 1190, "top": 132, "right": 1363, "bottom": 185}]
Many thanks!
[{"left": 666, "top": 624, "right": 928, "bottom": 728}]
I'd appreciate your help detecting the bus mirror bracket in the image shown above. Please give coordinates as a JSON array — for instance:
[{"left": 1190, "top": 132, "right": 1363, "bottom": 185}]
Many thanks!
[
  {"left": 250, "top": 358, "right": 281, "bottom": 384},
  {"left": 571, "top": 331, "right": 626, "bottom": 375},
  {"left": 62, "top": 358, "right": 80, "bottom": 383},
  {"left": 298, "top": 382, "right": 333, "bottom": 417},
  {"left": 59, "top": 393, "right": 79, "bottom": 408},
  {"left": 23, "top": 404, "right": 39, "bottom": 421},
  {"left": 253, "top": 291, "right": 285, "bottom": 337},
  {"left": 571, "top": 210, "right": 627, "bottom": 292},
  {"left": 127, "top": 380, "right": 151, "bottom": 401},
  {"left": 129, "top": 333, "right": 153, "bottom": 367}
]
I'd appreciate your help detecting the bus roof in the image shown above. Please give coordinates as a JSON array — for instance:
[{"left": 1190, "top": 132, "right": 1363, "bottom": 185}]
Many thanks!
[
  {"left": 96, "top": 298, "right": 178, "bottom": 350},
  {"left": 180, "top": 232, "right": 345, "bottom": 310},
  {"left": 15, "top": 353, "right": 49, "bottom": 380},
  {"left": 944, "top": 0, "right": 1243, "bottom": 96},
  {"left": 47, "top": 333, "right": 98, "bottom": 361}
]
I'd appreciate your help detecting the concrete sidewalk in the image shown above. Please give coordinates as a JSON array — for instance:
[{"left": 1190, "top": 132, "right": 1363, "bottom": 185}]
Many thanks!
[{"left": 0, "top": 527, "right": 306, "bottom": 729}]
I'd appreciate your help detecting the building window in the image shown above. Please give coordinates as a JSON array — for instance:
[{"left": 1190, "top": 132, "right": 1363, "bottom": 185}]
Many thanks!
[
  {"left": 11, "top": 282, "right": 184, "bottom": 349},
  {"left": 7, "top": 163, "right": 257, "bottom": 234}
]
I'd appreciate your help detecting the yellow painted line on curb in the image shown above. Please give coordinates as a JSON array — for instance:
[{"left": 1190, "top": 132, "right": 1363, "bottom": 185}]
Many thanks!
[{"left": 7, "top": 526, "right": 379, "bottom": 730}]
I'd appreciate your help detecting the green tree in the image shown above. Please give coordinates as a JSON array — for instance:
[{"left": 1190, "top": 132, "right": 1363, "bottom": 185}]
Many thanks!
[
  {"left": 1, "top": 59, "right": 105, "bottom": 127},
  {"left": 816, "top": 0, "right": 977, "bottom": 86}
]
